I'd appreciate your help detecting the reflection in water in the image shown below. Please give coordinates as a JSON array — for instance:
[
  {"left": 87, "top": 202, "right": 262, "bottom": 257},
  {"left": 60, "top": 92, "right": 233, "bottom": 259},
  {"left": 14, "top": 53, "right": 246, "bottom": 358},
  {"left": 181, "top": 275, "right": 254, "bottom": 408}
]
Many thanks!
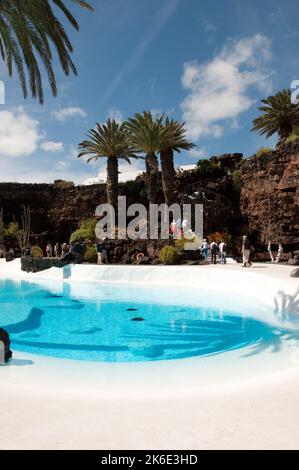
[
  {"left": 1, "top": 278, "right": 299, "bottom": 362},
  {"left": 3, "top": 308, "right": 44, "bottom": 334}
]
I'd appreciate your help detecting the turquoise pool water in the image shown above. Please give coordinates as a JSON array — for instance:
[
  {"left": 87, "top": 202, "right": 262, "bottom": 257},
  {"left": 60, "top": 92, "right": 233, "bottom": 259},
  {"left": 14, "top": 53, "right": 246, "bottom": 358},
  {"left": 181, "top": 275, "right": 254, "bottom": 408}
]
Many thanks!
[{"left": 0, "top": 278, "right": 283, "bottom": 362}]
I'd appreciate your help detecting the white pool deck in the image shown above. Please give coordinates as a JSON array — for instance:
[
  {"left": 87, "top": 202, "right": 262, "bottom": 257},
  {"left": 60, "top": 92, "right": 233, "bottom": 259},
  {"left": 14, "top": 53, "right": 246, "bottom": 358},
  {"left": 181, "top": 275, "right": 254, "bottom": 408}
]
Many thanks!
[{"left": 0, "top": 259, "right": 298, "bottom": 449}]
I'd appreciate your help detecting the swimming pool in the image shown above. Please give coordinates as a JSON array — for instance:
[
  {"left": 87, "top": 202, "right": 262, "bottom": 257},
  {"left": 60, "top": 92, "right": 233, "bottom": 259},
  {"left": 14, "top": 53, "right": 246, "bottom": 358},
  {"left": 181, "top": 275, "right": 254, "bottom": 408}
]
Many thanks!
[{"left": 0, "top": 277, "right": 295, "bottom": 363}]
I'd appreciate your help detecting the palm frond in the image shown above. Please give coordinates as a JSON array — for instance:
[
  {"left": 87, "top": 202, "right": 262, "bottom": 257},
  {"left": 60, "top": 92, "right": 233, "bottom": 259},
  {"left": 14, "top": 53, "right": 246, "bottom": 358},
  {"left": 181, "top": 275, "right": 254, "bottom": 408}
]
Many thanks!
[
  {"left": 161, "top": 117, "right": 195, "bottom": 153},
  {"left": 0, "top": 0, "right": 93, "bottom": 103},
  {"left": 78, "top": 118, "right": 139, "bottom": 162},
  {"left": 252, "top": 89, "right": 299, "bottom": 139}
]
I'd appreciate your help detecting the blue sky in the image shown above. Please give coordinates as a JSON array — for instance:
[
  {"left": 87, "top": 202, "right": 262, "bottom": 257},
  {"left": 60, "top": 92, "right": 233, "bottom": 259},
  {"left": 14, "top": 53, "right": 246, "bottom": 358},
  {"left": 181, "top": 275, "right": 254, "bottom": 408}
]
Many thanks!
[{"left": 0, "top": 0, "right": 298, "bottom": 184}]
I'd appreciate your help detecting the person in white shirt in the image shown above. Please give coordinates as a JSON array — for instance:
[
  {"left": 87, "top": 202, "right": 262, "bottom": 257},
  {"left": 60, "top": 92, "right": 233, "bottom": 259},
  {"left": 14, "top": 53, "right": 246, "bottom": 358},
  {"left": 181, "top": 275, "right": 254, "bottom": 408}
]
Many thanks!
[
  {"left": 170, "top": 220, "right": 176, "bottom": 235},
  {"left": 219, "top": 240, "right": 227, "bottom": 264},
  {"left": 181, "top": 218, "right": 189, "bottom": 234}
]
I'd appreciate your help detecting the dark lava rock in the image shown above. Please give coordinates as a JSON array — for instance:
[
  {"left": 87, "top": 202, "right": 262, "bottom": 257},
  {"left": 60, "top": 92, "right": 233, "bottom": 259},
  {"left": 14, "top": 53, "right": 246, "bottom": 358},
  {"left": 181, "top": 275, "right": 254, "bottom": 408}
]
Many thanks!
[
  {"left": 241, "top": 147, "right": 299, "bottom": 250},
  {"left": 0, "top": 328, "right": 13, "bottom": 363},
  {"left": 136, "top": 256, "right": 152, "bottom": 265},
  {"left": 131, "top": 317, "right": 145, "bottom": 322}
]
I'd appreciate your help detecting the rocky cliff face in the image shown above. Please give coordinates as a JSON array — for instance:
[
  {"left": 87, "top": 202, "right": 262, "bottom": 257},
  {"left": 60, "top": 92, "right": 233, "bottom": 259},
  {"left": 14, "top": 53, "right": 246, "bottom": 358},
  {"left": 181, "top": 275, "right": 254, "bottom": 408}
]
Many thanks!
[
  {"left": 0, "top": 181, "right": 106, "bottom": 243},
  {"left": 0, "top": 163, "right": 243, "bottom": 246},
  {"left": 0, "top": 146, "right": 298, "bottom": 253},
  {"left": 241, "top": 142, "right": 299, "bottom": 249}
]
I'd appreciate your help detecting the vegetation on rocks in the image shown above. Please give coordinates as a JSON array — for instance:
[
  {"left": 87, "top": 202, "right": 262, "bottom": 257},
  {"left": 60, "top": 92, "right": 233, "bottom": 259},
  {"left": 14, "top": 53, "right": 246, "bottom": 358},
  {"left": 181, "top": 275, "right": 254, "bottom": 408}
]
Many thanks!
[
  {"left": 70, "top": 218, "right": 97, "bottom": 243},
  {"left": 285, "top": 133, "right": 299, "bottom": 144},
  {"left": 84, "top": 245, "right": 97, "bottom": 263},
  {"left": 159, "top": 246, "right": 180, "bottom": 265},
  {"left": 30, "top": 245, "right": 43, "bottom": 258},
  {"left": 255, "top": 147, "right": 273, "bottom": 157},
  {"left": 196, "top": 159, "right": 222, "bottom": 178}
]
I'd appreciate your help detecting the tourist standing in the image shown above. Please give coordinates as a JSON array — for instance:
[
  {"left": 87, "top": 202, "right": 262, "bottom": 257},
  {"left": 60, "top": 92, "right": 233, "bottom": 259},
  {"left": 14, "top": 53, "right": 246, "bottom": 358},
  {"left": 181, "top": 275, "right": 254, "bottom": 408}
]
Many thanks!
[
  {"left": 54, "top": 242, "right": 60, "bottom": 258},
  {"left": 201, "top": 239, "right": 209, "bottom": 259},
  {"left": 182, "top": 218, "right": 189, "bottom": 235},
  {"left": 170, "top": 220, "right": 176, "bottom": 235},
  {"left": 46, "top": 243, "right": 52, "bottom": 258},
  {"left": 176, "top": 218, "right": 182, "bottom": 237},
  {"left": 219, "top": 240, "right": 227, "bottom": 265},
  {"left": 96, "top": 239, "right": 107, "bottom": 265},
  {"left": 61, "top": 242, "right": 69, "bottom": 258},
  {"left": 210, "top": 241, "right": 218, "bottom": 264},
  {"left": 242, "top": 235, "right": 252, "bottom": 267}
]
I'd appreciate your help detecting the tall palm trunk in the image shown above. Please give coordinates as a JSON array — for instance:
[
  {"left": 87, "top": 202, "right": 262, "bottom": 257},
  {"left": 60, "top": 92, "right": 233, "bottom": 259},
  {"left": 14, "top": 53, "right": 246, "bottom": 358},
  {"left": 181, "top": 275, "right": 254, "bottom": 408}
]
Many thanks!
[
  {"left": 106, "top": 157, "right": 119, "bottom": 209},
  {"left": 160, "top": 148, "right": 176, "bottom": 205},
  {"left": 145, "top": 152, "right": 159, "bottom": 204}
]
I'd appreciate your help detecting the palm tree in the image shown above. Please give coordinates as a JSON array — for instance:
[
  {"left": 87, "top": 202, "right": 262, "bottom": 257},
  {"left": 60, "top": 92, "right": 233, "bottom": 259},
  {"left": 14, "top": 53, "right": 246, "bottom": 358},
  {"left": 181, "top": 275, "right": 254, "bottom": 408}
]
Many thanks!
[
  {"left": 0, "top": 0, "right": 92, "bottom": 104},
  {"left": 159, "top": 118, "right": 195, "bottom": 205},
  {"left": 125, "top": 111, "right": 164, "bottom": 205},
  {"left": 78, "top": 119, "right": 139, "bottom": 209},
  {"left": 252, "top": 89, "right": 299, "bottom": 140}
]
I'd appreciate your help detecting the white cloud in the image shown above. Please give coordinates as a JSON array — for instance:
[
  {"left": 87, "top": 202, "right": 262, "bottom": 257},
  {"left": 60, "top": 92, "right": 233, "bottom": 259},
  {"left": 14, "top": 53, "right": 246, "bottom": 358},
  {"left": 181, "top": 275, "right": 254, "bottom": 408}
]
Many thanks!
[
  {"left": 40, "top": 140, "right": 64, "bottom": 152},
  {"left": 0, "top": 108, "right": 40, "bottom": 157},
  {"left": 55, "top": 160, "right": 69, "bottom": 170},
  {"left": 181, "top": 34, "right": 272, "bottom": 140},
  {"left": 83, "top": 159, "right": 145, "bottom": 185},
  {"left": 0, "top": 156, "right": 92, "bottom": 184},
  {"left": 189, "top": 147, "right": 207, "bottom": 159},
  {"left": 51, "top": 106, "right": 87, "bottom": 122},
  {"left": 108, "top": 107, "right": 123, "bottom": 123}
]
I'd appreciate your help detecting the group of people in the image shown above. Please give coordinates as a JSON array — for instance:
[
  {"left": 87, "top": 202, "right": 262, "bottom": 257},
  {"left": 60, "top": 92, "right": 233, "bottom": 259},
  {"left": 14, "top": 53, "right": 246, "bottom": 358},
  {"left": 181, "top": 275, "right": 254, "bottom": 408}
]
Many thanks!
[
  {"left": 45, "top": 242, "right": 69, "bottom": 258},
  {"left": 170, "top": 218, "right": 190, "bottom": 237},
  {"left": 201, "top": 239, "right": 228, "bottom": 264},
  {"left": 45, "top": 239, "right": 108, "bottom": 265},
  {"left": 200, "top": 235, "right": 253, "bottom": 267}
]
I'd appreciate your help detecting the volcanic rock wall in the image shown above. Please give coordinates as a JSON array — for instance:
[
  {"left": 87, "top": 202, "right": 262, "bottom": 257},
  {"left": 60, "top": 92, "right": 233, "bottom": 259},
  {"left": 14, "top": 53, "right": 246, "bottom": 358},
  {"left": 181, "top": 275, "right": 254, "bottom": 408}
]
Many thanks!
[
  {"left": 0, "top": 162, "right": 243, "bottom": 246},
  {"left": 0, "top": 181, "right": 106, "bottom": 243},
  {"left": 0, "top": 145, "right": 298, "bottom": 253},
  {"left": 241, "top": 142, "right": 299, "bottom": 250}
]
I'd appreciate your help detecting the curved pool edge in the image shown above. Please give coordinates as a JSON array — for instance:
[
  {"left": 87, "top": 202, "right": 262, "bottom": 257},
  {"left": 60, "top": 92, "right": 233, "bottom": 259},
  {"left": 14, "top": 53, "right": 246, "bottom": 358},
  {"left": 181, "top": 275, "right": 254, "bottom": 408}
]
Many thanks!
[
  {"left": 1, "top": 258, "right": 298, "bottom": 306},
  {"left": 1, "top": 347, "right": 299, "bottom": 395},
  {"left": 0, "top": 259, "right": 298, "bottom": 392}
]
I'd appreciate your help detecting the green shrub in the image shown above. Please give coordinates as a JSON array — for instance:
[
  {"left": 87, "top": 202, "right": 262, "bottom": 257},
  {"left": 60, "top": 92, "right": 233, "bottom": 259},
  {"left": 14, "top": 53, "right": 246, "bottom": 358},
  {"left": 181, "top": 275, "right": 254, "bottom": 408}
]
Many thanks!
[
  {"left": 4, "top": 221, "right": 19, "bottom": 236},
  {"left": 30, "top": 245, "right": 43, "bottom": 258},
  {"left": 70, "top": 218, "right": 97, "bottom": 243},
  {"left": 159, "top": 246, "right": 180, "bottom": 265},
  {"left": 255, "top": 147, "right": 272, "bottom": 157},
  {"left": 84, "top": 245, "right": 98, "bottom": 263},
  {"left": 124, "top": 180, "right": 148, "bottom": 201},
  {"left": 196, "top": 159, "right": 222, "bottom": 178},
  {"left": 285, "top": 133, "right": 299, "bottom": 144},
  {"left": 175, "top": 236, "right": 195, "bottom": 252}
]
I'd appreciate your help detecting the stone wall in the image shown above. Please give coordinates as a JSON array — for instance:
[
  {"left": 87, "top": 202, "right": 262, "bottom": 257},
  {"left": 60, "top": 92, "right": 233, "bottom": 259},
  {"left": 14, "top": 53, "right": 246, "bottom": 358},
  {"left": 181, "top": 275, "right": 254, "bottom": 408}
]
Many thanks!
[
  {"left": 1, "top": 147, "right": 298, "bottom": 254},
  {"left": 21, "top": 256, "right": 70, "bottom": 273},
  {"left": 0, "top": 161, "right": 243, "bottom": 247},
  {"left": 0, "top": 179, "right": 147, "bottom": 245},
  {"left": 240, "top": 142, "right": 299, "bottom": 250}
]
